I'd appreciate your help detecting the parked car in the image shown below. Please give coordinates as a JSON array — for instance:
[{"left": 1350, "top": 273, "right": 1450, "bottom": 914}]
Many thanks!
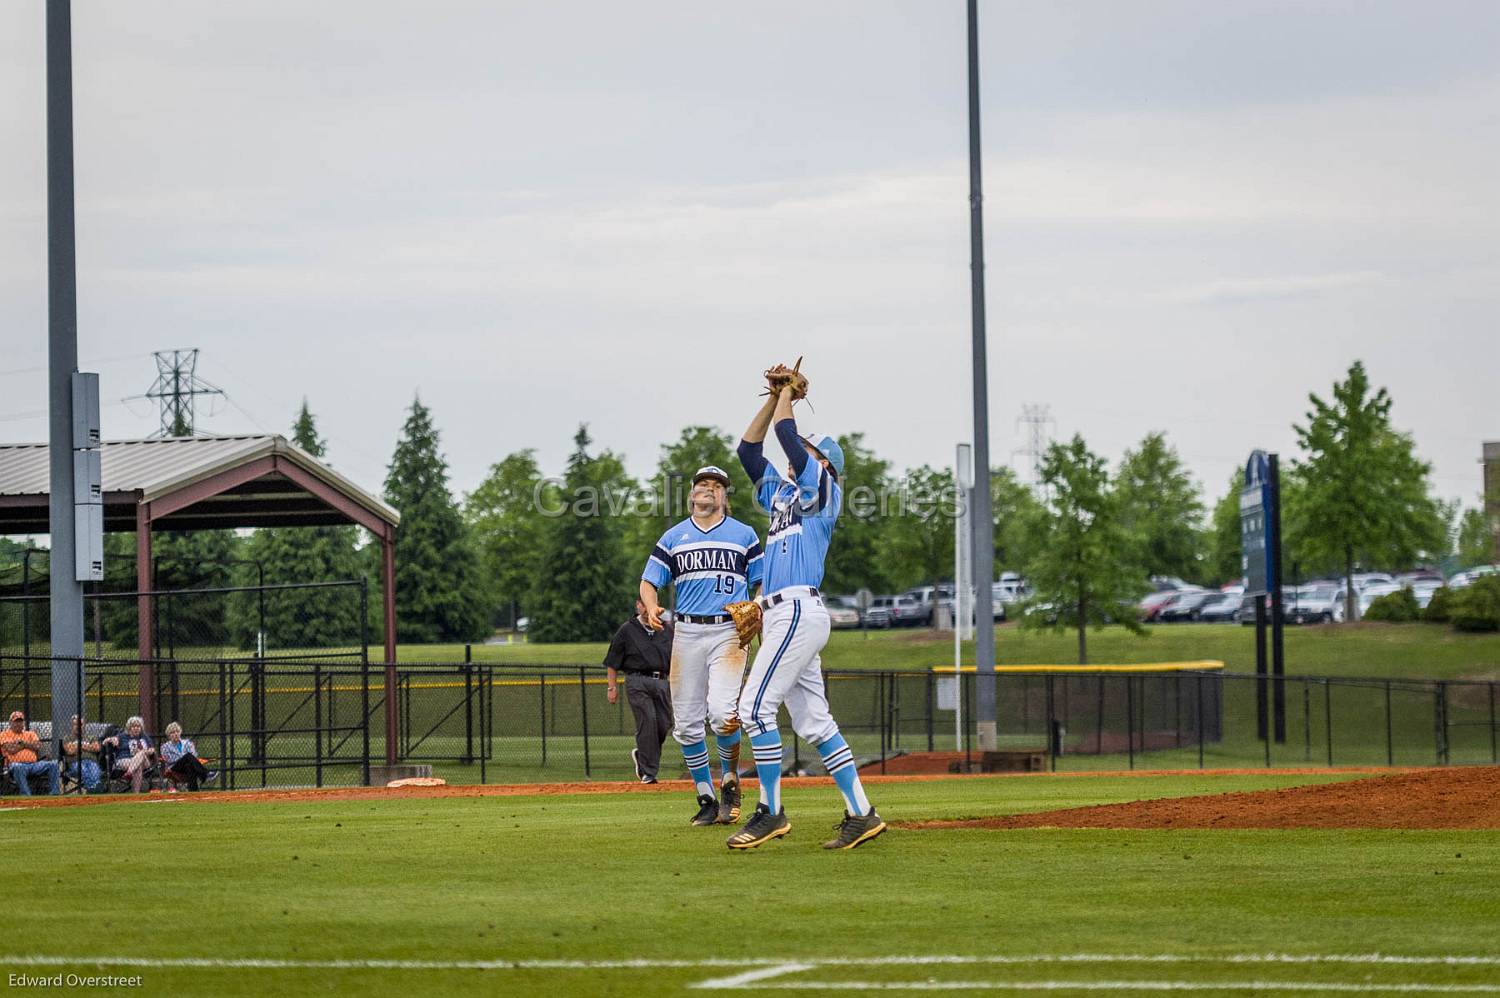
[
  {"left": 1355, "top": 582, "right": 1403, "bottom": 618},
  {"left": 827, "top": 603, "right": 860, "bottom": 629},
  {"left": 1138, "top": 590, "right": 1181, "bottom": 621},
  {"left": 880, "top": 595, "right": 928, "bottom": 627},
  {"left": 904, "top": 585, "right": 955, "bottom": 624},
  {"left": 1196, "top": 593, "right": 1243, "bottom": 623},
  {"left": 1409, "top": 580, "right": 1443, "bottom": 609},
  {"left": 830, "top": 595, "right": 889, "bottom": 629},
  {"left": 1287, "top": 585, "right": 1338, "bottom": 624},
  {"left": 1158, "top": 591, "right": 1220, "bottom": 622},
  {"left": 994, "top": 573, "right": 1028, "bottom": 604},
  {"left": 1449, "top": 565, "right": 1500, "bottom": 589}
]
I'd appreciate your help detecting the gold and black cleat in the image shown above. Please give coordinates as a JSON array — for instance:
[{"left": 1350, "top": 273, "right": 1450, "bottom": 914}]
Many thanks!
[
  {"left": 691, "top": 794, "right": 721, "bottom": 827},
  {"left": 822, "top": 808, "right": 887, "bottom": 850},
  {"left": 726, "top": 803, "right": 791, "bottom": 849},
  {"left": 717, "top": 775, "right": 742, "bottom": 825}
]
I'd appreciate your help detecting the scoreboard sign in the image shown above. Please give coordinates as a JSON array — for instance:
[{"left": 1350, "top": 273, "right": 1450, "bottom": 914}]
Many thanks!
[{"left": 1240, "top": 450, "right": 1273, "bottom": 597}]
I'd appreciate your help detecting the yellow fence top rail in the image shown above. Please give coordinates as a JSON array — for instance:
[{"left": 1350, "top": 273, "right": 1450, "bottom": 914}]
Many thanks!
[{"left": 931, "top": 660, "right": 1225, "bottom": 674}]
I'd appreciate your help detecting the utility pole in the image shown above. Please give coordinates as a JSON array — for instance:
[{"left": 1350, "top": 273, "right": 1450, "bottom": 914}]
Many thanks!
[
  {"left": 966, "top": 0, "right": 998, "bottom": 751},
  {"left": 146, "top": 349, "right": 224, "bottom": 436},
  {"left": 47, "top": 0, "right": 84, "bottom": 751}
]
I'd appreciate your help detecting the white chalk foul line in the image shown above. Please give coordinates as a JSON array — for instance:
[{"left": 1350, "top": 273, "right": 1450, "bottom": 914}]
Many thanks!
[
  {"left": 696, "top": 983, "right": 1500, "bottom": 993},
  {"left": 2, "top": 952, "right": 1500, "bottom": 974}
]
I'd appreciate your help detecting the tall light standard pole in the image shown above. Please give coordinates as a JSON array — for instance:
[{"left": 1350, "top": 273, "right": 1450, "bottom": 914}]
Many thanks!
[
  {"left": 47, "top": 0, "right": 85, "bottom": 745},
  {"left": 966, "top": 0, "right": 998, "bottom": 750}
]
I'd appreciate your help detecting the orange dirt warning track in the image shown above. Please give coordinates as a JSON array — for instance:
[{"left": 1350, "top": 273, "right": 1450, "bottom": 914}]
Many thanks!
[
  {"left": 899, "top": 766, "right": 1500, "bottom": 831},
  {"left": 1, "top": 766, "right": 1409, "bottom": 811}
]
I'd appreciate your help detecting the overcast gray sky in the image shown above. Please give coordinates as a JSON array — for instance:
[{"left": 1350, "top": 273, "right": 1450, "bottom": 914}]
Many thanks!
[{"left": 2, "top": 1, "right": 1496, "bottom": 516}]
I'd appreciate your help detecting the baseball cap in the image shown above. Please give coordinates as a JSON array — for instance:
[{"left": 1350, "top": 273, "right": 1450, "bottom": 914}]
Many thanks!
[
  {"left": 9, "top": 710, "right": 24, "bottom": 722},
  {"left": 798, "top": 431, "right": 845, "bottom": 478},
  {"left": 692, "top": 465, "right": 731, "bottom": 486}
]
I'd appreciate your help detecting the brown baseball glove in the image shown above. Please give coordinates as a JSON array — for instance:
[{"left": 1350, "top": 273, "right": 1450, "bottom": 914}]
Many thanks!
[
  {"left": 763, "top": 356, "right": 809, "bottom": 401},
  {"left": 724, "top": 600, "right": 763, "bottom": 649}
]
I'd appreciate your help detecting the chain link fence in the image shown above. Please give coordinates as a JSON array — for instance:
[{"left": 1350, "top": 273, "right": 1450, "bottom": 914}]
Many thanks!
[{"left": 4, "top": 660, "right": 1495, "bottom": 792}]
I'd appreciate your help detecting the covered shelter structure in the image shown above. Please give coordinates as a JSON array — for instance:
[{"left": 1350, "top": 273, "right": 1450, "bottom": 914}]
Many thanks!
[{"left": 0, "top": 435, "right": 403, "bottom": 762}]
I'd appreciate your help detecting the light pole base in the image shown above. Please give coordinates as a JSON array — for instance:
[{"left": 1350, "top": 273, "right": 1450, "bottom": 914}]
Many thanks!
[{"left": 976, "top": 721, "right": 998, "bottom": 752}]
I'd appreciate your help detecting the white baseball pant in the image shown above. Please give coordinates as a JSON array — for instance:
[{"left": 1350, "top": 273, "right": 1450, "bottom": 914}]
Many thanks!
[
  {"left": 669, "top": 620, "right": 748, "bottom": 744},
  {"left": 737, "top": 589, "right": 838, "bottom": 745}
]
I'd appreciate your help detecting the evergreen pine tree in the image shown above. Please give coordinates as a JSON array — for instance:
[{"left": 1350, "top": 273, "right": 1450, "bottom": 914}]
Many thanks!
[
  {"left": 529, "top": 426, "right": 632, "bottom": 643},
  {"left": 382, "top": 397, "right": 489, "bottom": 644}
]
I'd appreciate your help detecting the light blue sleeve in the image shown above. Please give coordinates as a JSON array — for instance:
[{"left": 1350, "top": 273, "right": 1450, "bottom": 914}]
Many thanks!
[
  {"left": 754, "top": 467, "right": 781, "bottom": 512},
  {"left": 641, "top": 531, "right": 673, "bottom": 587}
]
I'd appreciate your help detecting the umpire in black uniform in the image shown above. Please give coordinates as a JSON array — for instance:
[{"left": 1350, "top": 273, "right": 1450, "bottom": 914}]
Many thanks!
[{"left": 604, "top": 597, "right": 674, "bottom": 783}]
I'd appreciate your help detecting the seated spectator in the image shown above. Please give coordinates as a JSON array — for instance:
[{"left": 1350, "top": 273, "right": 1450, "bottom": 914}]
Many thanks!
[
  {"left": 104, "top": 716, "right": 156, "bottom": 793},
  {"left": 160, "top": 721, "right": 213, "bottom": 792},
  {"left": 61, "top": 715, "right": 104, "bottom": 793},
  {"left": 1, "top": 710, "right": 60, "bottom": 796}
]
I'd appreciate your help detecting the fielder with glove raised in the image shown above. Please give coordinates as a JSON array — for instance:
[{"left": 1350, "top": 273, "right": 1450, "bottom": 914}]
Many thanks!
[
  {"left": 639, "top": 465, "right": 764, "bottom": 826},
  {"left": 726, "top": 360, "right": 886, "bottom": 851}
]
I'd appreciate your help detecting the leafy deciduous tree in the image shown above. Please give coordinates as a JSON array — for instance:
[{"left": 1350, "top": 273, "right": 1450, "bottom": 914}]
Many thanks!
[{"left": 1021, "top": 435, "right": 1146, "bottom": 664}]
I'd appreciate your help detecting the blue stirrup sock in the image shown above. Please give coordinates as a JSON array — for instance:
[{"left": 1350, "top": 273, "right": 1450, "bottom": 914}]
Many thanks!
[
  {"left": 681, "top": 739, "right": 714, "bottom": 798},
  {"left": 749, "top": 730, "right": 784, "bottom": 814},
  {"left": 715, "top": 732, "right": 742, "bottom": 783},
  {"left": 817, "top": 731, "right": 871, "bottom": 815}
]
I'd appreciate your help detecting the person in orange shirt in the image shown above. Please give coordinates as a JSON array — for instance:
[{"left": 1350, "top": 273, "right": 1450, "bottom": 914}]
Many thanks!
[{"left": 1, "top": 710, "right": 60, "bottom": 796}]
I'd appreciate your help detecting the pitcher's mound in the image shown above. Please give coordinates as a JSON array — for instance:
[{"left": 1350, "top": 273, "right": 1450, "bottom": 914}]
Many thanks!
[{"left": 901, "top": 766, "right": 1500, "bottom": 831}]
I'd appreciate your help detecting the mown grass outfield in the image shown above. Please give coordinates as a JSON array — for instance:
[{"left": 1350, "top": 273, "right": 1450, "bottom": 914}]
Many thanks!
[
  {"left": 5, "top": 771, "right": 1499, "bottom": 996},
  {"left": 407, "top": 622, "right": 1500, "bottom": 681}
]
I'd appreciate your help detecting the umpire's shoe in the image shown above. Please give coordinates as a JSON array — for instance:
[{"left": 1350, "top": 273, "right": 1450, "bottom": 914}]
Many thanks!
[
  {"left": 822, "top": 808, "right": 887, "bottom": 850},
  {"left": 691, "top": 794, "right": 721, "bottom": 827},
  {"left": 726, "top": 803, "right": 791, "bottom": 850},
  {"left": 717, "top": 774, "right": 742, "bottom": 825}
]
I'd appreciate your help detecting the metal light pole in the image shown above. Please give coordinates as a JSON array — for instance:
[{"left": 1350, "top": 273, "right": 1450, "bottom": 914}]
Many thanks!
[
  {"left": 47, "top": 0, "right": 85, "bottom": 747},
  {"left": 966, "top": 0, "right": 998, "bottom": 750}
]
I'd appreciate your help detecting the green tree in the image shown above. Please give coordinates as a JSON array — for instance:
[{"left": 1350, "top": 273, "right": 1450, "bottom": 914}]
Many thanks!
[
  {"left": 465, "top": 450, "right": 549, "bottom": 630},
  {"left": 1206, "top": 473, "right": 1244, "bottom": 587},
  {"left": 823, "top": 433, "right": 892, "bottom": 594},
  {"left": 878, "top": 465, "right": 958, "bottom": 591},
  {"left": 1115, "top": 432, "right": 1206, "bottom": 582},
  {"left": 1287, "top": 361, "right": 1448, "bottom": 622},
  {"left": 529, "top": 426, "right": 634, "bottom": 642},
  {"left": 383, "top": 397, "right": 489, "bottom": 644},
  {"left": 1455, "top": 507, "right": 1498, "bottom": 569},
  {"left": 1021, "top": 435, "right": 1146, "bottom": 664},
  {"left": 230, "top": 401, "right": 364, "bottom": 651},
  {"left": 992, "top": 467, "right": 1046, "bottom": 578}
]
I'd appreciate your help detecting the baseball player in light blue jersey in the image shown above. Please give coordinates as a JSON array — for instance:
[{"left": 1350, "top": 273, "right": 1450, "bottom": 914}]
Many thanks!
[
  {"left": 639, "top": 465, "right": 764, "bottom": 826},
  {"left": 726, "top": 369, "right": 886, "bottom": 851}
]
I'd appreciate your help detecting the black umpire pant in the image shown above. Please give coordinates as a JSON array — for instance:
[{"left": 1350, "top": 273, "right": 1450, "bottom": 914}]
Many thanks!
[{"left": 625, "top": 674, "right": 673, "bottom": 781}]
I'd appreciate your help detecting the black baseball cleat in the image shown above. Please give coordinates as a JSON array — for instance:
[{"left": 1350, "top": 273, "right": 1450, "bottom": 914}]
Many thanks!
[
  {"left": 717, "top": 775, "right": 742, "bottom": 824},
  {"left": 690, "top": 794, "right": 721, "bottom": 827},
  {"left": 726, "top": 803, "right": 791, "bottom": 850},
  {"left": 823, "top": 808, "right": 887, "bottom": 850}
]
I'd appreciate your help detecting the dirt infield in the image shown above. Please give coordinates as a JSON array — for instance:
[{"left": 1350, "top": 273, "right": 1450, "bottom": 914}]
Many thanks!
[
  {"left": 899, "top": 766, "right": 1500, "bottom": 831},
  {"left": 1, "top": 766, "right": 1400, "bottom": 811}
]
